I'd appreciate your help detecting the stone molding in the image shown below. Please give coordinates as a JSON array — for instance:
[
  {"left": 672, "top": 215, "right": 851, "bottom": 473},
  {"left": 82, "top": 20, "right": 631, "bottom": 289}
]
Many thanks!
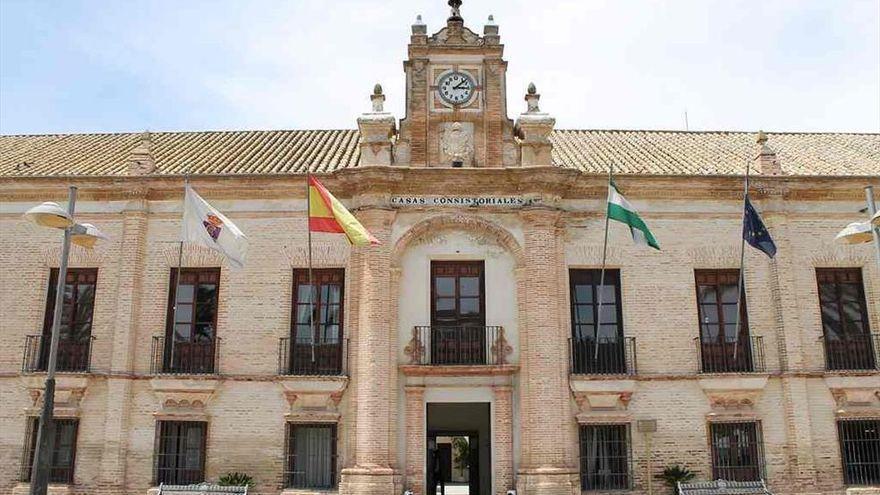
[
  {"left": 826, "top": 375, "right": 880, "bottom": 414},
  {"left": 570, "top": 378, "right": 636, "bottom": 419},
  {"left": 699, "top": 375, "right": 769, "bottom": 413},
  {"left": 42, "top": 244, "right": 106, "bottom": 267},
  {"left": 149, "top": 377, "right": 220, "bottom": 418},
  {"left": 808, "top": 241, "right": 873, "bottom": 267},
  {"left": 21, "top": 375, "right": 88, "bottom": 417},
  {"left": 161, "top": 243, "right": 226, "bottom": 268},
  {"left": 278, "top": 376, "right": 348, "bottom": 421},
  {"left": 283, "top": 242, "right": 350, "bottom": 267}
]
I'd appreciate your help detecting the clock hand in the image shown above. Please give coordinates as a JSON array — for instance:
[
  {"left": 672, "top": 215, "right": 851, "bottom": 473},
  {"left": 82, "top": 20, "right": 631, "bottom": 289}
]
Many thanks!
[{"left": 452, "top": 82, "right": 469, "bottom": 90}]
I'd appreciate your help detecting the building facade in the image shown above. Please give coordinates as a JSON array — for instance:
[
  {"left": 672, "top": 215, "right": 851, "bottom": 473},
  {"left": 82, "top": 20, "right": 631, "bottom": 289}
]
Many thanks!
[{"left": 1, "top": 3, "right": 880, "bottom": 495}]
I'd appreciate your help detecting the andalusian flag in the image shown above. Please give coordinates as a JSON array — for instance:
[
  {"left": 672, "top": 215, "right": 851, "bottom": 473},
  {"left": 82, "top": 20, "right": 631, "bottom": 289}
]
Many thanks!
[
  {"left": 308, "top": 176, "right": 379, "bottom": 246},
  {"left": 607, "top": 179, "right": 660, "bottom": 250}
]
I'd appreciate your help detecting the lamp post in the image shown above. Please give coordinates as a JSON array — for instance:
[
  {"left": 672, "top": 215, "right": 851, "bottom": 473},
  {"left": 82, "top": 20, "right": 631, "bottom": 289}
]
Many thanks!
[
  {"left": 834, "top": 185, "right": 880, "bottom": 269},
  {"left": 865, "top": 185, "right": 880, "bottom": 269},
  {"left": 24, "top": 186, "right": 106, "bottom": 495}
]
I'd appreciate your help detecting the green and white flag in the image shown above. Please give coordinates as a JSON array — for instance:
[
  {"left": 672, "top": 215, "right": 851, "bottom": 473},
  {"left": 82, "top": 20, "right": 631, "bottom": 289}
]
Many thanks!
[{"left": 607, "top": 180, "right": 660, "bottom": 250}]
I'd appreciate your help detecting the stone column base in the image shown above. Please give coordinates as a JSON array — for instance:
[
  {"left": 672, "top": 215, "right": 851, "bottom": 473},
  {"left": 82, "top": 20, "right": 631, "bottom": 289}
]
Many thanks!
[
  {"left": 339, "top": 466, "right": 400, "bottom": 495},
  {"left": 515, "top": 467, "right": 580, "bottom": 495}
]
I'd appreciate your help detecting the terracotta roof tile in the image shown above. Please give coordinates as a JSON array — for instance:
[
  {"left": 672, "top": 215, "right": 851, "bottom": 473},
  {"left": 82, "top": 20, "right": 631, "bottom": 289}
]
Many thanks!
[{"left": 1, "top": 129, "right": 877, "bottom": 177}]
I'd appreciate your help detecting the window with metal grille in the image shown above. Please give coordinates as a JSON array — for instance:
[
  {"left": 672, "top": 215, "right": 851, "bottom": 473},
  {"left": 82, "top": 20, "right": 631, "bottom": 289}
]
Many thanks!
[
  {"left": 164, "top": 268, "right": 220, "bottom": 373},
  {"left": 154, "top": 421, "right": 207, "bottom": 485},
  {"left": 569, "top": 269, "right": 626, "bottom": 374},
  {"left": 40, "top": 268, "right": 98, "bottom": 372},
  {"left": 817, "top": 268, "right": 875, "bottom": 370},
  {"left": 20, "top": 417, "right": 79, "bottom": 484},
  {"left": 695, "top": 270, "right": 753, "bottom": 373},
  {"left": 710, "top": 421, "right": 763, "bottom": 481},
  {"left": 285, "top": 423, "right": 337, "bottom": 489},
  {"left": 578, "top": 424, "right": 630, "bottom": 490},
  {"left": 838, "top": 419, "right": 880, "bottom": 485},
  {"left": 290, "top": 269, "right": 345, "bottom": 375}
]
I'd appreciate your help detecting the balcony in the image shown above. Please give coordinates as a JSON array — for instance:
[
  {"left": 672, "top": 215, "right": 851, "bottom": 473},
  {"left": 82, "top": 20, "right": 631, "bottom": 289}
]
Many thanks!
[
  {"left": 694, "top": 336, "right": 765, "bottom": 374},
  {"left": 21, "top": 335, "right": 95, "bottom": 373},
  {"left": 405, "top": 326, "right": 510, "bottom": 366},
  {"left": 150, "top": 336, "right": 221, "bottom": 375},
  {"left": 569, "top": 337, "right": 636, "bottom": 375},
  {"left": 278, "top": 337, "right": 348, "bottom": 376},
  {"left": 820, "top": 333, "right": 879, "bottom": 371}
]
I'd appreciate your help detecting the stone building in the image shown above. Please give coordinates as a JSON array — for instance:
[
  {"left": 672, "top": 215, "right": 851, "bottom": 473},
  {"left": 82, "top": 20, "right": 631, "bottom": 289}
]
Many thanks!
[{"left": 1, "top": 3, "right": 879, "bottom": 495}]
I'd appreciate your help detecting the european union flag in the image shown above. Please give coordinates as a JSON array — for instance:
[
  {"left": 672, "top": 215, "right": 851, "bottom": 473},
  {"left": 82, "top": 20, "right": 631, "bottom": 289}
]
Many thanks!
[{"left": 743, "top": 196, "right": 776, "bottom": 258}]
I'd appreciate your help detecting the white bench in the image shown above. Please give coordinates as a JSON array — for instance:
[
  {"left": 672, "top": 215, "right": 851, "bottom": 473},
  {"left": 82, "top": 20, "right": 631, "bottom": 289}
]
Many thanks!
[
  {"left": 678, "top": 479, "right": 772, "bottom": 495},
  {"left": 153, "top": 483, "right": 248, "bottom": 495}
]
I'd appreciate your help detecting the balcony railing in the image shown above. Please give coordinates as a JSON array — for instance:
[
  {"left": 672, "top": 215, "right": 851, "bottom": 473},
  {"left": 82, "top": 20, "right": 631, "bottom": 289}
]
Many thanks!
[
  {"left": 22, "top": 334, "right": 95, "bottom": 373},
  {"left": 151, "top": 336, "right": 221, "bottom": 375},
  {"left": 820, "top": 333, "right": 879, "bottom": 371},
  {"left": 695, "top": 335, "right": 765, "bottom": 373},
  {"left": 569, "top": 336, "right": 636, "bottom": 375},
  {"left": 405, "top": 326, "right": 510, "bottom": 366},
  {"left": 278, "top": 337, "right": 349, "bottom": 376}
]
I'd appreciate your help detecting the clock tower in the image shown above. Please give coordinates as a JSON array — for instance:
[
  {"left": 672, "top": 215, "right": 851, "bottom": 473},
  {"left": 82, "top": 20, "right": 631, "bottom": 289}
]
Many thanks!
[{"left": 394, "top": 0, "right": 518, "bottom": 168}]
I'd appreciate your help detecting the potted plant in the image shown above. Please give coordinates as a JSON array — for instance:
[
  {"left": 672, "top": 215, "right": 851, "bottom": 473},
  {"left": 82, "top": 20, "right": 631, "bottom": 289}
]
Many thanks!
[
  {"left": 217, "top": 472, "right": 255, "bottom": 488},
  {"left": 656, "top": 465, "right": 696, "bottom": 495}
]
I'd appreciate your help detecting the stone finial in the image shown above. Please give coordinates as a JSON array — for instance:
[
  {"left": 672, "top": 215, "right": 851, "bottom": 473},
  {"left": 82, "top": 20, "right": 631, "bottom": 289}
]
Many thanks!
[
  {"left": 371, "top": 83, "right": 385, "bottom": 112},
  {"left": 412, "top": 14, "right": 427, "bottom": 35},
  {"left": 755, "top": 130, "right": 783, "bottom": 176},
  {"left": 448, "top": 0, "right": 463, "bottom": 22},
  {"left": 126, "top": 130, "right": 156, "bottom": 175},
  {"left": 483, "top": 14, "right": 499, "bottom": 43},
  {"left": 525, "top": 83, "right": 540, "bottom": 113}
]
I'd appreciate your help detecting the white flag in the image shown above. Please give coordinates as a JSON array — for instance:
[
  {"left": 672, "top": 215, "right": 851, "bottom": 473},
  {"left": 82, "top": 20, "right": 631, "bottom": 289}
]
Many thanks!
[{"left": 182, "top": 185, "right": 248, "bottom": 268}]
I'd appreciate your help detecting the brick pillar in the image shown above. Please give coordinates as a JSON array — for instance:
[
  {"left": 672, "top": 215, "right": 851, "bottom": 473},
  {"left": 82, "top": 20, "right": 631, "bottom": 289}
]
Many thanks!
[
  {"left": 340, "top": 207, "right": 397, "bottom": 495},
  {"left": 405, "top": 385, "right": 426, "bottom": 495},
  {"left": 493, "top": 385, "right": 515, "bottom": 495},
  {"left": 516, "top": 208, "right": 579, "bottom": 495},
  {"left": 97, "top": 200, "right": 148, "bottom": 494}
]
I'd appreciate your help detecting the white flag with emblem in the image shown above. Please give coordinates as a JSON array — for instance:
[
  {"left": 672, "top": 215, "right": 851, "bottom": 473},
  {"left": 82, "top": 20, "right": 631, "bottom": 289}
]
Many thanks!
[{"left": 182, "top": 184, "right": 248, "bottom": 268}]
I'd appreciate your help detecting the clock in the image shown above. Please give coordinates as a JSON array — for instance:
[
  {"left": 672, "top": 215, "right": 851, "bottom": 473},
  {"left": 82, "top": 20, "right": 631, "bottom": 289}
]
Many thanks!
[{"left": 437, "top": 71, "right": 476, "bottom": 105}]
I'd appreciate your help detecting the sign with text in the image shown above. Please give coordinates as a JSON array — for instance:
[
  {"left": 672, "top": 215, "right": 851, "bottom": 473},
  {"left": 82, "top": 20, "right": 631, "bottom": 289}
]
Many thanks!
[{"left": 391, "top": 196, "right": 540, "bottom": 207}]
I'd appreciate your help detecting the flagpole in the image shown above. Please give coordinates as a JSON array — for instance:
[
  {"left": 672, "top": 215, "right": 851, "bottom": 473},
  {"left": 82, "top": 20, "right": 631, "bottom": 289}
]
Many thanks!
[
  {"left": 594, "top": 164, "right": 613, "bottom": 360},
  {"left": 307, "top": 171, "right": 316, "bottom": 363},
  {"left": 170, "top": 173, "right": 189, "bottom": 372},
  {"left": 732, "top": 161, "right": 750, "bottom": 362}
]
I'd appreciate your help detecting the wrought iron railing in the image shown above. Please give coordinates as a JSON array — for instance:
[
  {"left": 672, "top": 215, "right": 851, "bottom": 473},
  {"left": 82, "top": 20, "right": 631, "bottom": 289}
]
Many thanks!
[
  {"left": 151, "top": 336, "right": 221, "bottom": 375},
  {"left": 820, "top": 333, "right": 879, "bottom": 371},
  {"left": 405, "top": 326, "right": 510, "bottom": 365},
  {"left": 278, "top": 337, "right": 348, "bottom": 376},
  {"left": 22, "top": 334, "right": 95, "bottom": 373},
  {"left": 695, "top": 335, "right": 765, "bottom": 373},
  {"left": 569, "top": 336, "right": 636, "bottom": 375}
]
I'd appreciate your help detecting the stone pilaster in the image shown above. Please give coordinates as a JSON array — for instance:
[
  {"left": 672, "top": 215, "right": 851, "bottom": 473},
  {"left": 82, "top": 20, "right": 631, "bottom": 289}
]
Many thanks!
[
  {"left": 357, "top": 85, "right": 397, "bottom": 167},
  {"left": 514, "top": 84, "right": 555, "bottom": 168},
  {"left": 340, "top": 207, "right": 397, "bottom": 495},
  {"left": 97, "top": 197, "right": 148, "bottom": 494},
  {"left": 404, "top": 385, "right": 426, "bottom": 495},
  {"left": 516, "top": 208, "right": 579, "bottom": 495},
  {"left": 493, "top": 385, "right": 515, "bottom": 495}
]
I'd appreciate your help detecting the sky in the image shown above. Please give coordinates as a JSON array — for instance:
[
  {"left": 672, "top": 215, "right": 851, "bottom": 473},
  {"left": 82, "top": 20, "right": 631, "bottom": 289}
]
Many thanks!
[{"left": 1, "top": 0, "right": 878, "bottom": 135}]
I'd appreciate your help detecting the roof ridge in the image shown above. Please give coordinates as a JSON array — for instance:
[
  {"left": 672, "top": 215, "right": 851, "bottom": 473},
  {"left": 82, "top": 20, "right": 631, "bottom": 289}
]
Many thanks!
[
  {"left": 0, "top": 128, "right": 360, "bottom": 138},
  {"left": 552, "top": 128, "right": 880, "bottom": 136}
]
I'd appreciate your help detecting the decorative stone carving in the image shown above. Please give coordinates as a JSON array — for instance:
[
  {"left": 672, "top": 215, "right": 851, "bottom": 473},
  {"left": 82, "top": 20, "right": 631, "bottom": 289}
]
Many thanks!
[
  {"left": 699, "top": 376, "right": 768, "bottom": 413},
  {"left": 514, "top": 83, "right": 555, "bottom": 167},
  {"left": 283, "top": 242, "right": 350, "bottom": 267},
  {"left": 43, "top": 244, "right": 105, "bottom": 267},
  {"left": 357, "top": 84, "right": 397, "bottom": 167},
  {"left": 428, "top": 23, "right": 482, "bottom": 46},
  {"left": 491, "top": 328, "right": 513, "bottom": 365},
  {"left": 278, "top": 377, "right": 348, "bottom": 422},
  {"left": 21, "top": 375, "right": 88, "bottom": 417},
  {"left": 826, "top": 376, "right": 880, "bottom": 413},
  {"left": 161, "top": 242, "right": 226, "bottom": 268},
  {"left": 404, "top": 328, "right": 426, "bottom": 364},
  {"left": 570, "top": 379, "right": 636, "bottom": 420},
  {"left": 150, "top": 378, "right": 220, "bottom": 418},
  {"left": 439, "top": 122, "right": 475, "bottom": 167}
]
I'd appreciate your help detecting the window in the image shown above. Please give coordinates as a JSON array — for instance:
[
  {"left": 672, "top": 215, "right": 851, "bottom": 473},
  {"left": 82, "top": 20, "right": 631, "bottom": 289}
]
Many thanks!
[
  {"left": 429, "top": 261, "right": 486, "bottom": 365},
  {"left": 838, "top": 419, "right": 880, "bottom": 485},
  {"left": 710, "top": 422, "right": 763, "bottom": 481},
  {"left": 40, "top": 268, "right": 97, "bottom": 372},
  {"left": 164, "top": 268, "right": 220, "bottom": 373},
  {"left": 155, "top": 421, "right": 207, "bottom": 485},
  {"left": 20, "top": 418, "right": 79, "bottom": 484},
  {"left": 285, "top": 423, "right": 337, "bottom": 489},
  {"left": 578, "top": 424, "right": 630, "bottom": 490},
  {"left": 695, "top": 270, "right": 753, "bottom": 372},
  {"left": 569, "top": 269, "right": 626, "bottom": 374},
  {"left": 817, "top": 268, "right": 875, "bottom": 370},
  {"left": 289, "top": 269, "right": 345, "bottom": 375}
]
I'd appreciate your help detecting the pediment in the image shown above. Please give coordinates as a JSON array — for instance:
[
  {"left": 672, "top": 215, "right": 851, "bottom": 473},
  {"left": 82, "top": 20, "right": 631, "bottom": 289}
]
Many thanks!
[
  {"left": 150, "top": 377, "right": 220, "bottom": 418},
  {"left": 571, "top": 378, "right": 636, "bottom": 420},
  {"left": 826, "top": 375, "right": 880, "bottom": 413},
  {"left": 699, "top": 376, "right": 768, "bottom": 412},
  {"left": 429, "top": 25, "right": 483, "bottom": 46},
  {"left": 20, "top": 375, "right": 88, "bottom": 417},
  {"left": 278, "top": 376, "right": 348, "bottom": 422}
]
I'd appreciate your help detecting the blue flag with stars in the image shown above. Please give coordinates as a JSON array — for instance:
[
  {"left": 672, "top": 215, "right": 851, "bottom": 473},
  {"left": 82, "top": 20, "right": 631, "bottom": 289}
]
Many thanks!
[{"left": 743, "top": 196, "right": 776, "bottom": 258}]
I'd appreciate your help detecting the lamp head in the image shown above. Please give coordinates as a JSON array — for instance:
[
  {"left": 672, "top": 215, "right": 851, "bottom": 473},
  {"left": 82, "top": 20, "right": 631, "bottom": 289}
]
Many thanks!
[
  {"left": 872, "top": 210, "right": 880, "bottom": 228},
  {"left": 835, "top": 221, "right": 874, "bottom": 245},
  {"left": 23, "top": 202, "right": 73, "bottom": 229},
  {"left": 71, "top": 223, "right": 109, "bottom": 249}
]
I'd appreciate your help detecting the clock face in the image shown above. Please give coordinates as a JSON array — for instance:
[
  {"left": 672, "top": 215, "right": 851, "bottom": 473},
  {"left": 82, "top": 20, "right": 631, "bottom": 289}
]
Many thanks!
[{"left": 438, "top": 71, "right": 476, "bottom": 105}]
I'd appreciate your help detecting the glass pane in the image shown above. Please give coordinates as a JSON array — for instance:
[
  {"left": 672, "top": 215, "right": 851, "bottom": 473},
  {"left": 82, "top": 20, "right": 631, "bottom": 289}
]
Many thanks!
[
  {"left": 575, "top": 305, "right": 594, "bottom": 324},
  {"left": 722, "top": 305, "right": 740, "bottom": 326},
  {"left": 74, "top": 321, "right": 92, "bottom": 341},
  {"left": 435, "top": 298, "right": 455, "bottom": 312},
  {"left": 175, "top": 305, "right": 193, "bottom": 324},
  {"left": 297, "top": 285, "right": 314, "bottom": 304},
  {"left": 843, "top": 302, "right": 864, "bottom": 326},
  {"left": 194, "top": 323, "right": 214, "bottom": 341},
  {"left": 702, "top": 323, "right": 720, "bottom": 340},
  {"left": 323, "top": 305, "right": 340, "bottom": 325},
  {"left": 840, "top": 283, "right": 859, "bottom": 302},
  {"left": 322, "top": 324, "right": 339, "bottom": 341},
  {"left": 598, "top": 285, "right": 616, "bottom": 303},
  {"left": 195, "top": 302, "right": 215, "bottom": 323},
  {"left": 175, "top": 323, "right": 192, "bottom": 341},
  {"left": 196, "top": 284, "right": 216, "bottom": 304},
  {"left": 698, "top": 285, "right": 717, "bottom": 304},
  {"left": 460, "top": 277, "right": 480, "bottom": 297},
  {"left": 296, "top": 304, "right": 313, "bottom": 326},
  {"left": 435, "top": 277, "right": 455, "bottom": 297},
  {"left": 575, "top": 284, "right": 592, "bottom": 304},
  {"left": 295, "top": 324, "right": 311, "bottom": 340},
  {"left": 176, "top": 284, "right": 194, "bottom": 304},
  {"left": 598, "top": 307, "right": 617, "bottom": 324},
  {"left": 326, "top": 284, "right": 341, "bottom": 304},
  {"left": 720, "top": 284, "right": 739, "bottom": 304},
  {"left": 701, "top": 304, "right": 719, "bottom": 324},
  {"left": 460, "top": 298, "right": 479, "bottom": 315}
]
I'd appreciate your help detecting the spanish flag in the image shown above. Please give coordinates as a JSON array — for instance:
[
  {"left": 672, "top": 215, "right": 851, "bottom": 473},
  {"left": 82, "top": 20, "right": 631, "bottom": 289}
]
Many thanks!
[{"left": 308, "top": 175, "right": 379, "bottom": 246}]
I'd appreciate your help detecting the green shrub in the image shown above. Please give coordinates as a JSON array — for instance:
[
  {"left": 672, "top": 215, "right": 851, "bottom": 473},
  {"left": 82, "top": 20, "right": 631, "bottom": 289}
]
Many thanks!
[{"left": 217, "top": 472, "right": 255, "bottom": 487}]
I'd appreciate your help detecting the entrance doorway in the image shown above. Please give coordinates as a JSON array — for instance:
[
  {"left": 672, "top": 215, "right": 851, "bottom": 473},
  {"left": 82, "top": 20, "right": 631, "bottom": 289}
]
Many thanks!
[{"left": 426, "top": 403, "right": 490, "bottom": 495}]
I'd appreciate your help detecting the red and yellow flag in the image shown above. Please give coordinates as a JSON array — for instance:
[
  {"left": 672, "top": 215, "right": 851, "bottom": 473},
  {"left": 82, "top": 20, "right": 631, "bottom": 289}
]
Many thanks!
[{"left": 308, "top": 176, "right": 379, "bottom": 246}]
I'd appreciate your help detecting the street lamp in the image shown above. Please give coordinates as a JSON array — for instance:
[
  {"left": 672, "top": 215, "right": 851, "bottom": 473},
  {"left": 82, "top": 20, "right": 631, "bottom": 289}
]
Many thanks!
[
  {"left": 835, "top": 185, "right": 880, "bottom": 269},
  {"left": 23, "top": 186, "right": 107, "bottom": 495}
]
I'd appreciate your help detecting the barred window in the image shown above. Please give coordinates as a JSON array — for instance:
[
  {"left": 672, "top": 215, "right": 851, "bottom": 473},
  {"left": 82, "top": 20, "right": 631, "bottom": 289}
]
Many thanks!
[
  {"left": 40, "top": 268, "right": 98, "bottom": 372},
  {"left": 578, "top": 424, "right": 630, "bottom": 490},
  {"left": 569, "top": 270, "right": 626, "bottom": 374},
  {"left": 20, "top": 417, "right": 79, "bottom": 484},
  {"left": 710, "top": 422, "right": 763, "bottom": 481},
  {"left": 285, "top": 423, "right": 337, "bottom": 489},
  {"left": 838, "top": 419, "right": 880, "bottom": 485},
  {"left": 155, "top": 421, "right": 206, "bottom": 485},
  {"left": 817, "top": 268, "right": 875, "bottom": 370}
]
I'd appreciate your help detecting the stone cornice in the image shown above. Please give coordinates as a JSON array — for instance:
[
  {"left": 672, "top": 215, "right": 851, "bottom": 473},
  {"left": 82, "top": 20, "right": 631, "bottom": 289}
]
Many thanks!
[{"left": 0, "top": 166, "right": 876, "bottom": 203}]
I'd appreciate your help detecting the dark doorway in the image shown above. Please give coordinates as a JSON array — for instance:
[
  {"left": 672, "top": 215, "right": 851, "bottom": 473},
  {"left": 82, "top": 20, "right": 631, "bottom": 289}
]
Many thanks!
[{"left": 426, "top": 403, "right": 490, "bottom": 495}]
